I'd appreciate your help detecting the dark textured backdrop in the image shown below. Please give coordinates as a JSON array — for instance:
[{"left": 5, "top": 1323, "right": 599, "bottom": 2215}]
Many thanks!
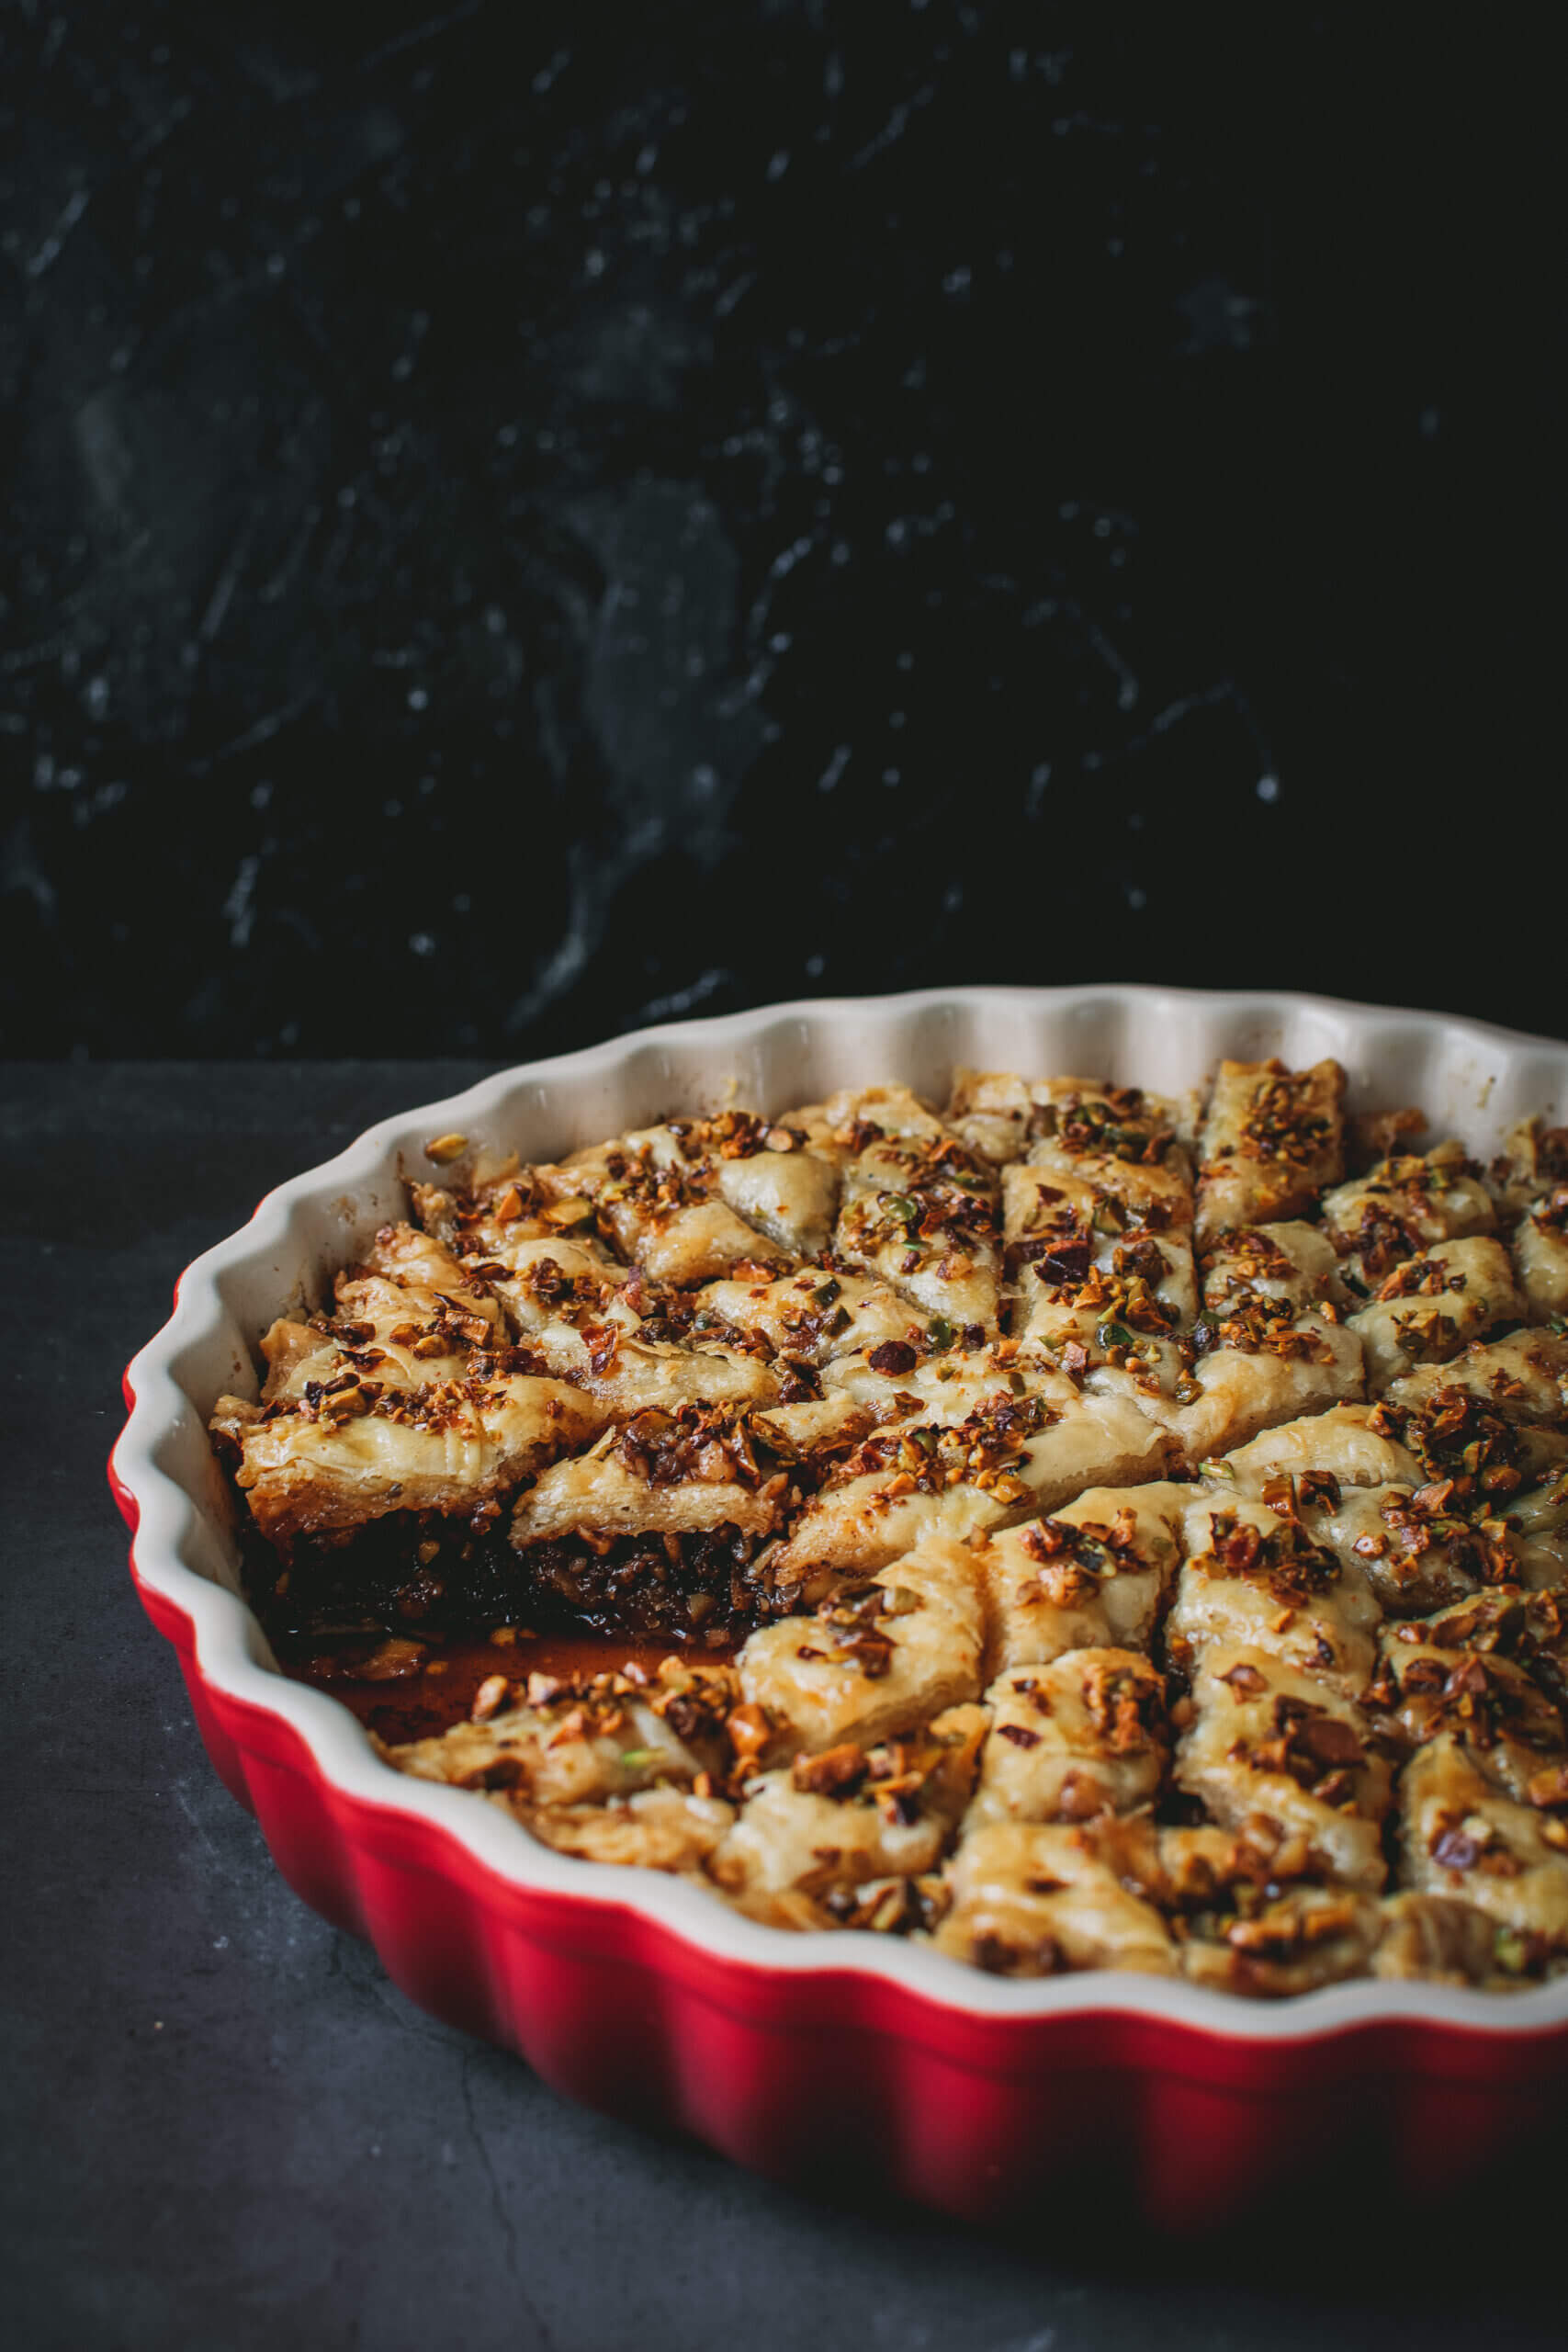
[{"left": 0, "top": 3, "right": 1553, "bottom": 1058}]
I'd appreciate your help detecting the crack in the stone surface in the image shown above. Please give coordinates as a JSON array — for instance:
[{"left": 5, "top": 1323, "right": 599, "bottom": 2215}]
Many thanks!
[{"left": 458, "top": 2048, "right": 558, "bottom": 2352}]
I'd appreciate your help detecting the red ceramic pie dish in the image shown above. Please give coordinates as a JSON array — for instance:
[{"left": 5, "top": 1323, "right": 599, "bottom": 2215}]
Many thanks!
[{"left": 108, "top": 986, "right": 1568, "bottom": 2226}]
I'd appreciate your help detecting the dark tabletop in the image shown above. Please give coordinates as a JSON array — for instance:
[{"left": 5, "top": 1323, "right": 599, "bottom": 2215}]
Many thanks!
[{"left": 4, "top": 1058, "right": 1565, "bottom": 2352}]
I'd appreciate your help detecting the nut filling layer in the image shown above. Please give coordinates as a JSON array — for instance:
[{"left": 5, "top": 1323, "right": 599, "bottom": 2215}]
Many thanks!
[{"left": 210, "top": 1067, "right": 1568, "bottom": 1994}]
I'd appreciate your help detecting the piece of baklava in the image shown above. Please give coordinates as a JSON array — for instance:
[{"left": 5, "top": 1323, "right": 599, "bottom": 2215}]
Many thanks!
[
  {"left": 1167, "top": 1493, "right": 1382, "bottom": 1699},
  {"left": 532, "top": 1114, "right": 830, "bottom": 1283},
  {"left": 1397, "top": 1735, "right": 1568, "bottom": 1960},
  {"left": 1348, "top": 1237, "right": 1525, "bottom": 1392},
  {"left": 1166, "top": 1222, "right": 1364, "bottom": 1464},
  {"left": 978, "top": 1483, "right": 1190, "bottom": 1672},
  {"left": 1513, "top": 1188, "right": 1568, "bottom": 1322},
  {"left": 761, "top": 1355, "right": 1176, "bottom": 1586},
  {"left": 384, "top": 1655, "right": 734, "bottom": 1808},
  {"left": 209, "top": 1227, "right": 604, "bottom": 1546},
  {"left": 1175, "top": 1645, "right": 1393, "bottom": 1889},
  {"left": 709, "top": 1704, "right": 986, "bottom": 1928},
  {"left": 1214, "top": 1402, "right": 1426, "bottom": 1494},
  {"left": 1195, "top": 1058, "right": 1347, "bottom": 1249},
  {"left": 964, "top": 1649, "right": 1168, "bottom": 1827},
  {"left": 1486, "top": 1115, "right": 1568, "bottom": 1217},
  {"left": 1321, "top": 1140, "right": 1495, "bottom": 1284},
  {"left": 945, "top": 1069, "right": 1201, "bottom": 1175},
  {"left": 930, "top": 1815, "right": 1178, "bottom": 1976},
  {"left": 734, "top": 1533, "right": 986, "bottom": 1758},
  {"left": 817, "top": 1083, "right": 1003, "bottom": 1332}
]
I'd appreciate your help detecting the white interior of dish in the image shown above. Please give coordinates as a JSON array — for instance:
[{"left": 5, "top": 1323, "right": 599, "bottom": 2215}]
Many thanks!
[{"left": 116, "top": 985, "right": 1568, "bottom": 2036}]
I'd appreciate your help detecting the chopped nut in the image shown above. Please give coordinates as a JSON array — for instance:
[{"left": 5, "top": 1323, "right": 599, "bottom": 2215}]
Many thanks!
[
  {"left": 542, "top": 1198, "right": 595, "bottom": 1228},
  {"left": 423, "top": 1133, "right": 469, "bottom": 1164},
  {"left": 471, "top": 1674, "right": 511, "bottom": 1722},
  {"left": 355, "top": 1638, "right": 427, "bottom": 1681},
  {"left": 1527, "top": 1764, "right": 1568, "bottom": 1813},
  {"left": 792, "top": 1743, "right": 867, "bottom": 1797},
  {"left": 727, "top": 1702, "right": 772, "bottom": 1765}
]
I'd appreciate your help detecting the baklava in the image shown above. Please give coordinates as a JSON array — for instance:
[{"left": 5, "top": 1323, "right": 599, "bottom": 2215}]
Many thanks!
[{"left": 210, "top": 1062, "right": 1568, "bottom": 1995}]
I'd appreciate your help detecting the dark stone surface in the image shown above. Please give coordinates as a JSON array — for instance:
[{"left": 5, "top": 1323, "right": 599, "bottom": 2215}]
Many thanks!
[
  {"left": 3, "top": 1057, "right": 1566, "bottom": 2348},
  {"left": 0, "top": 6, "right": 1553, "bottom": 1059}
]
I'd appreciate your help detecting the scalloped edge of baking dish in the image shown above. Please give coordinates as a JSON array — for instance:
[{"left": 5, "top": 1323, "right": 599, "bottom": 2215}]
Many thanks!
[{"left": 109, "top": 986, "right": 1568, "bottom": 2219}]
